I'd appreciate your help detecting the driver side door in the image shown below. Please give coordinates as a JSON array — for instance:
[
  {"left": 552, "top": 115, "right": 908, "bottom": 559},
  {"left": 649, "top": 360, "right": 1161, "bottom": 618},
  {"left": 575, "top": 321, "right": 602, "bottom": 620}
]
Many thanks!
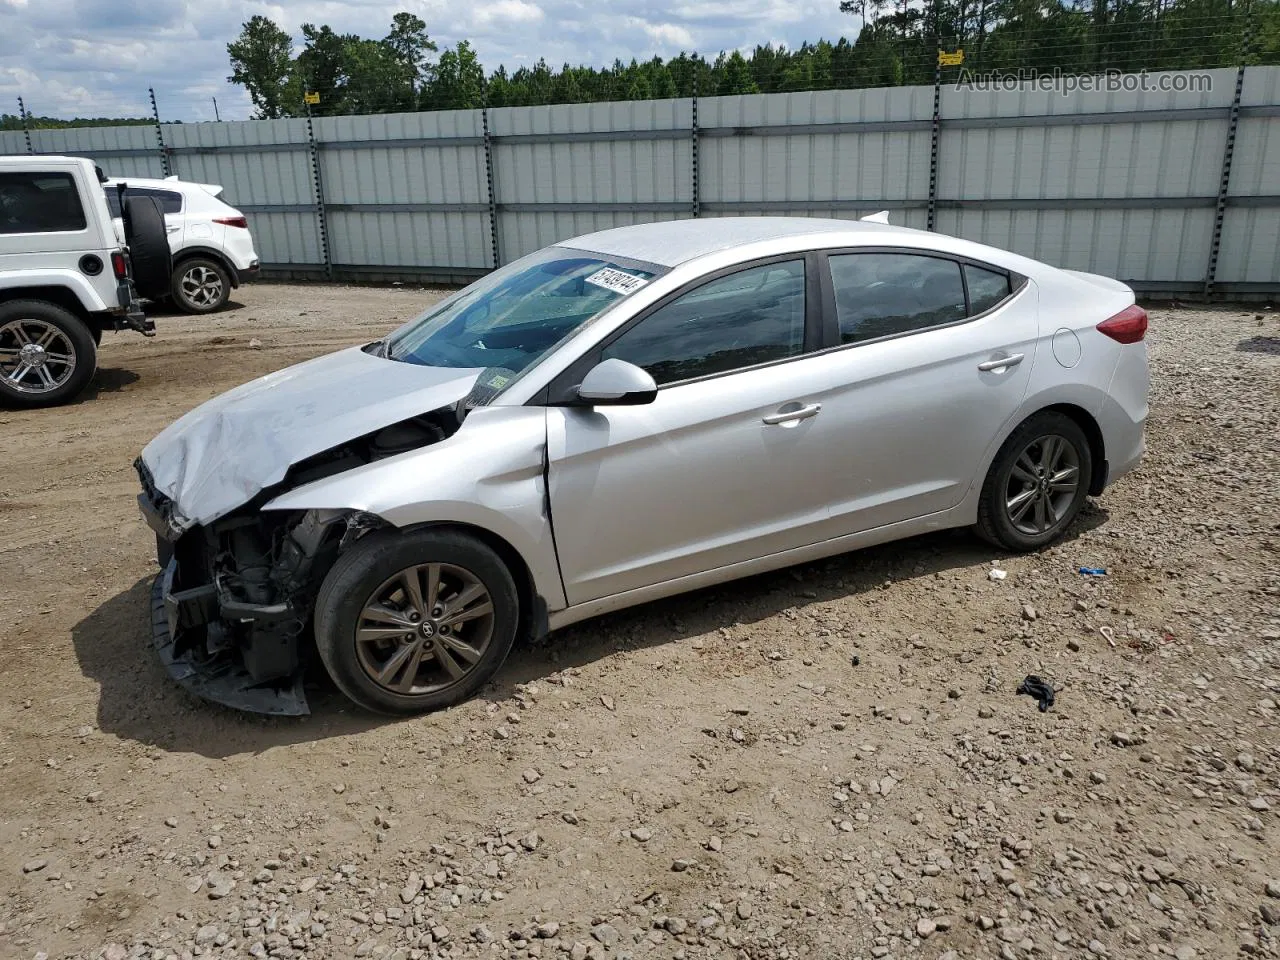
[{"left": 545, "top": 255, "right": 834, "bottom": 605}]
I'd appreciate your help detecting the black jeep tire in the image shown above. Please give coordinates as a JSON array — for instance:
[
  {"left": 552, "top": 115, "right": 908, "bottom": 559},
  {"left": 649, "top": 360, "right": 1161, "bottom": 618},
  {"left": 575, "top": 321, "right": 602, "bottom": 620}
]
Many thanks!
[
  {"left": 975, "top": 411, "right": 1093, "bottom": 552},
  {"left": 314, "top": 529, "right": 520, "bottom": 716},
  {"left": 0, "top": 299, "right": 97, "bottom": 408},
  {"left": 171, "top": 256, "right": 232, "bottom": 314},
  {"left": 122, "top": 195, "right": 172, "bottom": 300}
]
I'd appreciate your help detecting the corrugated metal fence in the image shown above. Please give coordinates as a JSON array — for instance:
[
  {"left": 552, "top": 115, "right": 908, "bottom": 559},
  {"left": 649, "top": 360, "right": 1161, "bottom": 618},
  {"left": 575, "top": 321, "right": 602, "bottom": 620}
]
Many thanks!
[{"left": 5, "top": 66, "right": 1278, "bottom": 296}]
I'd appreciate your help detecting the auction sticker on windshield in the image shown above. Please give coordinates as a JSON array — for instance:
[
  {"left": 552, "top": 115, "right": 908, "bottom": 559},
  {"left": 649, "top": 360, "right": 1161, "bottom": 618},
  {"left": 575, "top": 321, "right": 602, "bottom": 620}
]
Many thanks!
[{"left": 585, "top": 267, "right": 649, "bottom": 296}]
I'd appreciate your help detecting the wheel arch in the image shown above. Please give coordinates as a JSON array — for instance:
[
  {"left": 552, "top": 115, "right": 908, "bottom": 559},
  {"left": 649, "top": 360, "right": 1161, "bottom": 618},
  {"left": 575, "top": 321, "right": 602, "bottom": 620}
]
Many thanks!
[
  {"left": 1039, "top": 402, "right": 1107, "bottom": 496},
  {"left": 391, "top": 519, "right": 549, "bottom": 645},
  {"left": 173, "top": 247, "right": 241, "bottom": 287}
]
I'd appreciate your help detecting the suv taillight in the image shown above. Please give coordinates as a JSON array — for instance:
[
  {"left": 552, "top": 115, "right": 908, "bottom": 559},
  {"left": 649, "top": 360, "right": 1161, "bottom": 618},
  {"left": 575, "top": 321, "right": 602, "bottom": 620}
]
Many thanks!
[
  {"left": 214, "top": 216, "right": 249, "bottom": 229},
  {"left": 111, "top": 250, "right": 129, "bottom": 279},
  {"left": 1096, "top": 304, "right": 1148, "bottom": 344}
]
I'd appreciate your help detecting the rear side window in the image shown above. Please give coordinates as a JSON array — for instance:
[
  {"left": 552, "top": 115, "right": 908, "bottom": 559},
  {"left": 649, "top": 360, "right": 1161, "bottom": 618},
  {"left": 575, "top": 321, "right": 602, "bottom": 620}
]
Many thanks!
[
  {"left": 829, "top": 253, "right": 966, "bottom": 344},
  {"left": 0, "top": 172, "right": 87, "bottom": 234},
  {"left": 602, "top": 260, "right": 806, "bottom": 385},
  {"left": 965, "top": 264, "right": 1012, "bottom": 314},
  {"left": 103, "top": 186, "right": 182, "bottom": 217}
]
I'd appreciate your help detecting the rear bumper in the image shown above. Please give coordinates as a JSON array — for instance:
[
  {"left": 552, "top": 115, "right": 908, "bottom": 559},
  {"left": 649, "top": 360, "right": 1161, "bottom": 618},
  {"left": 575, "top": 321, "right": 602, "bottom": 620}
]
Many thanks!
[{"left": 1098, "top": 342, "right": 1149, "bottom": 488}]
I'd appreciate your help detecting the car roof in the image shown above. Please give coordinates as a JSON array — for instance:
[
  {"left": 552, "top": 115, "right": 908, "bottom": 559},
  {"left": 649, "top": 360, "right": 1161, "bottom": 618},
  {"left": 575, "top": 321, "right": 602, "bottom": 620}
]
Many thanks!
[
  {"left": 561, "top": 217, "right": 919, "bottom": 268},
  {"left": 560, "top": 215, "right": 1052, "bottom": 278},
  {"left": 104, "top": 175, "right": 226, "bottom": 198}
]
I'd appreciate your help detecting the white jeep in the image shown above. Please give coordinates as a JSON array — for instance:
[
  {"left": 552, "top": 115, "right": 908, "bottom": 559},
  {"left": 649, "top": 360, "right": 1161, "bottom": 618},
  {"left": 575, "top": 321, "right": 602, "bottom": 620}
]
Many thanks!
[{"left": 0, "top": 155, "right": 161, "bottom": 408}]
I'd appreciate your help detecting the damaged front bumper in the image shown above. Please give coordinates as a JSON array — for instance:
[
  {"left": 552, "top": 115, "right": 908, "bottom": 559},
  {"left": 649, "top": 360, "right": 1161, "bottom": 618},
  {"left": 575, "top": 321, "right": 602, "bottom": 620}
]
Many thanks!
[
  {"left": 151, "top": 561, "right": 309, "bottom": 716},
  {"left": 137, "top": 459, "right": 346, "bottom": 717}
]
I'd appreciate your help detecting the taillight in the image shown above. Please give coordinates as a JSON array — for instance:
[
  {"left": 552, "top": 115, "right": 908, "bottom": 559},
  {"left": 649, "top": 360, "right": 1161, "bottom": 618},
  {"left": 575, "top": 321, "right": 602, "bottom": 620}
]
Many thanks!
[
  {"left": 214, "top": 216, "right": 249, "bottom": 229},
  {"left": 111, "top": 250, "right": 129, "bottom": 279},
  {"left": 1096, "top": 304, "right": 1148, "bottom": 344}
]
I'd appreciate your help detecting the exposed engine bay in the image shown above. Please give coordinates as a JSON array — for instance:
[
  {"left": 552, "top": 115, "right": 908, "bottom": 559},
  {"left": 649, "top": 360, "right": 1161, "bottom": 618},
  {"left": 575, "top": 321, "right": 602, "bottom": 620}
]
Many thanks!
[{"left": 137, "top": 407, "right": 462, "bottom": 715}]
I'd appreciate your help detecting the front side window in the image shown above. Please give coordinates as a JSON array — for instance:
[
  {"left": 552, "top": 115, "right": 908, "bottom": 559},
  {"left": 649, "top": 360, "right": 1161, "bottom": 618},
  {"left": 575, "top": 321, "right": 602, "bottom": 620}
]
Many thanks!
[
  {"left": 386, "top": 247, "right": 659, "bottom": 375},
  {"left": 602, "top": 260, "right": 806, "bottom": 386},
  {"left": 829, "top": 253, "right": 966, "bottom": 344},
  {"left": 0, "top": 172, "right": 87, "bottom": 234}
]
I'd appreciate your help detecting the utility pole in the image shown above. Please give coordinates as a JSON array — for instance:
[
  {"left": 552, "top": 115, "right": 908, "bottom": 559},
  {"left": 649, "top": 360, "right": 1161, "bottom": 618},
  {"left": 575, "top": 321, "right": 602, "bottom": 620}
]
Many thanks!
[{"left": 212, "top": 97, "right": 221, "bottom": 122}]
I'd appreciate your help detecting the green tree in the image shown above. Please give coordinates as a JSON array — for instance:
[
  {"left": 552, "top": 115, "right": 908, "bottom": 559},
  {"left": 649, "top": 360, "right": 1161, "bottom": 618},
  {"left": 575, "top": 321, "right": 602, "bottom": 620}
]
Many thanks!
[
  {"left": 425, "top": 41, "right": 485, "bottom": 109},
  {"left": 717, "top": 51, "right": 761, "bottom": 93},
  {"left": 295, "top": 23, "right": 354, "bottom": 114},
  {"left": 227, "top": 15, "right": 295, "bottom": 119},
  {"left": 384, "top": 13, "right": 438, "bottom": 98}
]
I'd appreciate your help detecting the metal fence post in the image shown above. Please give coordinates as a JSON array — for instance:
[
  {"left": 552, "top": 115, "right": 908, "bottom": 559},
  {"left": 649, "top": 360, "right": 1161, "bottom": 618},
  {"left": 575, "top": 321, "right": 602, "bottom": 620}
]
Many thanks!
[
  {"left": 17, "top": 97, "right": 33, "bottom": 154},
  {"left": 149, "top": 87, "right": 171, "bottom": 177},
  {"left": 1204, "top": 17, "right": 1253, "bottom": 298},
  {"left": 927, "top": 48, "right": 942, "bottom": 232},
  {"left": 304, "top": 103, "right": 333, "bottom": 279},
  {"left": 481, "top": 96, "right": 501, "bottom": 270},
  {"left": 691, "top": 78, "right": 701, "bottom": 219}
]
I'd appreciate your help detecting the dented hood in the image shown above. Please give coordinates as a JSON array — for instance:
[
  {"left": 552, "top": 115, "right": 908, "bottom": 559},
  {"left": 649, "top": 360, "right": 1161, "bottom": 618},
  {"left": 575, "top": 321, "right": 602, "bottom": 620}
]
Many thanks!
[{"left": 140, "top": 346, "right": 483, "bottom": 528}]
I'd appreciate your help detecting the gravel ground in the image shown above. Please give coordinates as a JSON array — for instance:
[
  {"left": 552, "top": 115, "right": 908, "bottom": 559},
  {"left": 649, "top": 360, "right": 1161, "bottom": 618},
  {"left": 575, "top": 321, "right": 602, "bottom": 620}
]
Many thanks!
[{"left": 0, "top": 284, "right": 1278, "bottom": 960}]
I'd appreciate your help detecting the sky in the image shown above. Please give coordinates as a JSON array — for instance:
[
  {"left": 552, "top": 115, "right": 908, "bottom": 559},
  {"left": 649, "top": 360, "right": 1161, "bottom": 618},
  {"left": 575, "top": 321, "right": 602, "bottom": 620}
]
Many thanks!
[{"left": 0, "top": 0, "right": 862, "bottom": 122}]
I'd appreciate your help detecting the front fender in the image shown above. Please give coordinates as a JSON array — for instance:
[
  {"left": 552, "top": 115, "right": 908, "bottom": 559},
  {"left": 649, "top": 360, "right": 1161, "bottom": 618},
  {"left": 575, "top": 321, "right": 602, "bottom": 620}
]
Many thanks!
[{"left": 263, "top": 406, "right": 566, "bottom": 611}]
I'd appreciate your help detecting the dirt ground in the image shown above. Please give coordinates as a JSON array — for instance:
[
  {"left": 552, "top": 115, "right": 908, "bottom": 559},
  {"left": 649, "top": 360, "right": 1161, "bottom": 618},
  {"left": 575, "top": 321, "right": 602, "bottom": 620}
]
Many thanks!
[{"left": 0, "top": 284, "right": 1277, "bottom": 960}]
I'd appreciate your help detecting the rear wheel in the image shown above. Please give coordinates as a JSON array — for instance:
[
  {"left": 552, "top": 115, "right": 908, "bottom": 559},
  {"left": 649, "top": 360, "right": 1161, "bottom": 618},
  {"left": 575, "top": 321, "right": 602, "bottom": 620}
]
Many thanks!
[
  {"left": 314, "top": 529, "right": 519, "bottom": 715},
  {"left": 975, "top": 411, "right": 1092, "bottom": 551},
  {"left": 0, "top": 300, "right": 97, "bottom": 408},
  {"left": 172, "top": 257, "right": 231, "bottom": 314}
]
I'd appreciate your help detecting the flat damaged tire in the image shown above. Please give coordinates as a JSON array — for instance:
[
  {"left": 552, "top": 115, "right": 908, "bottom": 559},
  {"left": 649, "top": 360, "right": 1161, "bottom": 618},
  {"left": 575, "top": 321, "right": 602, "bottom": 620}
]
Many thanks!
[{"left": 314, "top": 528, "right": 519, "bottom": 715}]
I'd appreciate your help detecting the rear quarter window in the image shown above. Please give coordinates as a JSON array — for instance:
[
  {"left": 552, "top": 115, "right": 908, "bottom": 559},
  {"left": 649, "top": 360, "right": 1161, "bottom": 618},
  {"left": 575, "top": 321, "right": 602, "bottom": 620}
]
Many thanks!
[{"left": 0, "top": 172, "right": 87, "bottom": 234}]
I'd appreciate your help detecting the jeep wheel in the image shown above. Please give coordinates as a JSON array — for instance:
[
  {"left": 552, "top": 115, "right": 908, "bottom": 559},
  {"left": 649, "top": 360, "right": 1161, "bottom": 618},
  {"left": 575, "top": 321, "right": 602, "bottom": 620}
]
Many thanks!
[
  {"left": 0, "top": 300, "right": 97, "bottom": 408},
  {"left": 172, "top": 257, "right": 231, "bottom": 313}
]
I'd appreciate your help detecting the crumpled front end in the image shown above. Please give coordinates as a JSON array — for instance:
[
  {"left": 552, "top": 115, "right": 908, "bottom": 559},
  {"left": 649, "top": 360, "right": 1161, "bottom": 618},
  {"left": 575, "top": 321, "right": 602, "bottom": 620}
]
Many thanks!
[
  {"left": 139, "top": 459, "right": 366, "bottom": 715},
  {"left": 133, "top": 346, "right": 491, "bottom": 714}
]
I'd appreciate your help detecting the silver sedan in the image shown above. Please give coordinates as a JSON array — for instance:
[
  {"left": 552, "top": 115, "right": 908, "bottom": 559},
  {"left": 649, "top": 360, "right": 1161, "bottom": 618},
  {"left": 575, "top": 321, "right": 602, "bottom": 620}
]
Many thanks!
[{"left": 136, "top": 217, "right": 1149, "bottom": 715}]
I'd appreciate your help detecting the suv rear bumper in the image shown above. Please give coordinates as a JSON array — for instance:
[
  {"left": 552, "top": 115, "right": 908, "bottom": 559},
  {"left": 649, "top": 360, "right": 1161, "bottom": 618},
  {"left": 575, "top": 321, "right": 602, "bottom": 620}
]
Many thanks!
[{"left": 115, "top": 279, "right": 154, "bottom": 335}]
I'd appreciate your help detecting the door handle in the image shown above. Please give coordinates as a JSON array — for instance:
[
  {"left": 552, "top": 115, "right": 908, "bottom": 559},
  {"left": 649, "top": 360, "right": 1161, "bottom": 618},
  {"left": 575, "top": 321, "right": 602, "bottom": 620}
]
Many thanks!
[
  {"left": 977, "top": 353, "right": 1025, "bottom": 372},
  {"left": 763, "top": 402, "right": 821, "bottom": 425}
]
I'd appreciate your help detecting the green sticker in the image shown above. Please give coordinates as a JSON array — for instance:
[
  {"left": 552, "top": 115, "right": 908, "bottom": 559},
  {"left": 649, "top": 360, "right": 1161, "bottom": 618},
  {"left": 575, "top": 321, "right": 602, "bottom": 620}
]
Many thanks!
[{"left": 487, "top": 374, "right": 510, "bottom": 388}]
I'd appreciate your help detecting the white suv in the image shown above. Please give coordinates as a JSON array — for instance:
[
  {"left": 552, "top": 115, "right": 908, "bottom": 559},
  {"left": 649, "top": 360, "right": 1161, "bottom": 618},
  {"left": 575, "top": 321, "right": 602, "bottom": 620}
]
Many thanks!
[
  {"left": 0, "top": 155, "right": 155, "bottom": 407},
  {"left": 105, "top": 176, "right": 260, "bottom": 314}
]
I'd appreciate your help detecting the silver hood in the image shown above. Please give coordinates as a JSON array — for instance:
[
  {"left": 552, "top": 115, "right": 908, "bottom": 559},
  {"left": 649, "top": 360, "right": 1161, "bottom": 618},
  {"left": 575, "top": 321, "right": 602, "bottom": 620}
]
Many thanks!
[{"left": 140, "top": 346, "right": 483, "bottom": 529}]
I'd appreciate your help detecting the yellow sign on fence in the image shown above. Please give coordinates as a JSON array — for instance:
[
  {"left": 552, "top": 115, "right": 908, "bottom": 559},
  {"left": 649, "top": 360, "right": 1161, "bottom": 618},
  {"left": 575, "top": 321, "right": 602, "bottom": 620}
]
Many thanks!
[
  {"left": 938, "top": 49, "right": 965, "bottom": 66},
  {"left": 304, "top": 92, "right": 321, "bottom": 105}
]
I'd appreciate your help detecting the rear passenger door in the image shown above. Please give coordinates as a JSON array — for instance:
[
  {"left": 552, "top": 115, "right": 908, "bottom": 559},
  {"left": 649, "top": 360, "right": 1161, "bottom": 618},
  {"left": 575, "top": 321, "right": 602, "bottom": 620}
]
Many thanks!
[{"left": 805, "top": 249, "right": 1038, "bottom": 535}]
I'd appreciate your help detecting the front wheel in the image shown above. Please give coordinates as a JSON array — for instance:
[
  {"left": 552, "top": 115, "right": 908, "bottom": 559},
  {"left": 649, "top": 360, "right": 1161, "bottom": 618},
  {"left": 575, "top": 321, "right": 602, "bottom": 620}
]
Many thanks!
[
  {"left": 0, "top": 300, "right": 97, "bottom": 408},
  {"left": 172, "top": 258, "right": 231, "bottom": 314},
  {"left": 314, "top": 529, "right": 520, "bottom": 715},
  {"left": 975, "top": 412, "right": 1093, "bottom": 551}
]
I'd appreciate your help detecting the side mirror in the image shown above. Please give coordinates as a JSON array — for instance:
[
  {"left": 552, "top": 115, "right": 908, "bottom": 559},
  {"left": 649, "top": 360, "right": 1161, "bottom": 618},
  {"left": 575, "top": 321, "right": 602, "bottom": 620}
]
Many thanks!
[{"left": 576, "top": 358, "right": 657, "bottom": 405}]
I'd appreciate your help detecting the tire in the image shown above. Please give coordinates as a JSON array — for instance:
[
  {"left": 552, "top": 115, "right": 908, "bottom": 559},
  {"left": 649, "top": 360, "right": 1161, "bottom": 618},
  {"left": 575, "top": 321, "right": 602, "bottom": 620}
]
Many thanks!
[
  {"left": 314, "top": 528, "right": 520, "bottom": 715},
  {"left": 122, "top": 195, "right": 172, "bottom": 300},
  {"left": 975, "top": 411, "right": 1093, "bottom": 552},
  {"left": 171, "top": 257, "right": 231, "bottom": 314},
  {"left": 0, "top": 300, "right": 97, "bottom": 408}
]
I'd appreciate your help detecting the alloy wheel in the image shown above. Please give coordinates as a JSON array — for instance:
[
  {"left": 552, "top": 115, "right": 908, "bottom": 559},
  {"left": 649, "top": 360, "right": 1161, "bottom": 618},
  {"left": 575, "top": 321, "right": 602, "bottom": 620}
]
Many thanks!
[
  {"left": 180, "top": 265, "right": 224, "bottom": 309},
  {"left": 0, "top": 318, "right": 77, "bottom": 395},
  {"left": 354, "top": 563, "right": 495, "bottom": 695},
  {"left": 1004, "top": 434, "right": 1081, "bottom": 536}
]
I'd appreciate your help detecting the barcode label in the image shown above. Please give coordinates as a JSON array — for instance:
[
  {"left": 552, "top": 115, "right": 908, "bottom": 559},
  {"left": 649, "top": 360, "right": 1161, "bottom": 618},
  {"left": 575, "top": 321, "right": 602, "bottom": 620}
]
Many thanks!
[{"left": 585, "top": 267, "right": 649, "bottom": 296}]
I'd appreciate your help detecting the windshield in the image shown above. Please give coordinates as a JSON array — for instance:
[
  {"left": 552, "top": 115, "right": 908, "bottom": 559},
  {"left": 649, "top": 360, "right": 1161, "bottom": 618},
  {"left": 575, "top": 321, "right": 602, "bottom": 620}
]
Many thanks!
[{"left": 385, "top": 248, "right": 659, "bottom": 374}]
